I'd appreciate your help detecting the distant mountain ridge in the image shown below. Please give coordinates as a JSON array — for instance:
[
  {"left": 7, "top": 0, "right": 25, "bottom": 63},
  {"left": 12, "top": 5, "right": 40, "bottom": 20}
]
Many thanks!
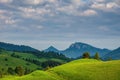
[
  {"left": 44, "top": 42, "right": 111, "bottom": 58},
  {"left": 0, "top": 42, "right": 114, "bottom": 59},
  {"left": 0, "top": 42, "right": 40, "bottom": 52},
  {"left": 103, "top": 47, "right": 120, "bottom": 60},
  {"left": 61, "top": 42, "right": 111, "bottom": 58}
]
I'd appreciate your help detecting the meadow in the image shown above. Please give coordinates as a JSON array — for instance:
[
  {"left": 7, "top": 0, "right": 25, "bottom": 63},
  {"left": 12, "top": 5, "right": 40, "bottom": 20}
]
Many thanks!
[{"left": 1, "top": 59, "right": 120, "bottom": 80}]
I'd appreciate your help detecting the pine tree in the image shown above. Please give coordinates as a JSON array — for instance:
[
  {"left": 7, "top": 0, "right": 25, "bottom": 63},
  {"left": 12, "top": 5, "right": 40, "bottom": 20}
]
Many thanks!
[{"left": 94, "top": 52, "right": 100, "bottom": 60}]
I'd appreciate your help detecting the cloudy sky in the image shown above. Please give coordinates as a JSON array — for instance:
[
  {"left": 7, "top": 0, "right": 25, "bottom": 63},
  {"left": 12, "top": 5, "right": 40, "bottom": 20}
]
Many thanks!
[{"left": 0, "top": 0, "right": 120, "bottom": 50}]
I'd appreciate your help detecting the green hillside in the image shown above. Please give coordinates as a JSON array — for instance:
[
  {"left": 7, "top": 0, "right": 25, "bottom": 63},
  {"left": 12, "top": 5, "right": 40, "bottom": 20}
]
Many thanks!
[
  {"left": 0, "top": 49, "right": 40, "bottom": 72},
  {"left": 10, "top": 52, "right": 66, "bottom": 63},
  {"left": 0, "top": 48, "right": 69, "bottom": 75},
  {"left": 2, "top": 59, "right": 120, "bottom": 80}
]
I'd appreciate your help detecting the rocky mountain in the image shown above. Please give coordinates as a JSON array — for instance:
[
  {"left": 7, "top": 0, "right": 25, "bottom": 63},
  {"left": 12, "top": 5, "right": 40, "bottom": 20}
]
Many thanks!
[
  {"left": 103, "top": 47, "right": 120, "bottom": 60},
  {"left": 44, "top": 42, "right": 111, "bottom": 58},
  {"left": 61, "top": 42, "right": 110, "bottom": 58}
]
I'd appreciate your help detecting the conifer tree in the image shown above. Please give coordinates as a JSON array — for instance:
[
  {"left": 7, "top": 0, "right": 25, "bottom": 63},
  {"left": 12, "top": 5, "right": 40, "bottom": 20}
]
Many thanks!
[
  {"left": 15, "top": 66, "right": 24, "bottom": 76},
  {"left": 94, "top": 52, "right": 100, "bottom": 60},
  {"left": 82, "top": 52, "right": 90, "bottom": 58}
]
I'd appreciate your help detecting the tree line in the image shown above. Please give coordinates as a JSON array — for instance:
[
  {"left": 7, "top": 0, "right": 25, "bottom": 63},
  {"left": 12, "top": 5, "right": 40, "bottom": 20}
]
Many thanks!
[
  {"left": 11, "top": 53, "right": 64, "bottom": 69},
  {"left": 0, "top": 66, "right": 31, "bottom": 78}
]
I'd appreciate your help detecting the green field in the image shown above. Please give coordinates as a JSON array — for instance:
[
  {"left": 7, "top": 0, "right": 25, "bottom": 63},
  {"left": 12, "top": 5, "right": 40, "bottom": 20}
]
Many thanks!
[{"left": 1, "top": 59, "right": 120, "bottom": 80}]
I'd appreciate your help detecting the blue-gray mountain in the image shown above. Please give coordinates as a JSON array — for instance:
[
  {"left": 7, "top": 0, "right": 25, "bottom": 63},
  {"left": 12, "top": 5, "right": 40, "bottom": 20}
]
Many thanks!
[
  {"left": 44, "top": 42, "right": 111, "bottom": 58},
  {"left": 0, "top": 42, "right": 40, "bottom": 52},
  {"left": 0, "top": 42, "right": 71, "bottom": 62},
  {"left": 103, "top": 47, "right": 120, "bottom": 60},
  {"left": 44, "top": 46, "right": 59, "bottom": 53}
]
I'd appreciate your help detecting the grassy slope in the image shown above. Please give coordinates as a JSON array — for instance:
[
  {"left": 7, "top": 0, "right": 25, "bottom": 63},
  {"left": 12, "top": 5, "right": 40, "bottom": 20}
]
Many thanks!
[
  {"left": 13, "top": 52, "right": 66, "bottom": 63},
  {"left": 2, "top": 59, "right": 120, "bottom": 80},
  {"left": 0, "top": 49, "right": 66, "bottom": 72},
  {"left": 0, "top": 50, "right": 39, "bottom": 71}
]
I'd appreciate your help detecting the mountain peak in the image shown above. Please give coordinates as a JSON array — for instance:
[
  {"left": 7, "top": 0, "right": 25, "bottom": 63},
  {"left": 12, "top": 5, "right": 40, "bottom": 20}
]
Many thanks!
[
  {"left": 49, "top": 46, "right": 56, "bottom": 49},
  {"left": 44, "top": 46, "right": 59, "bottom": 52},
  {"left": 62, "top": 42, "right": 111, "bottom": 58},
  {"left": 69, "top": 42, "right": 90, "bottom": 49}
]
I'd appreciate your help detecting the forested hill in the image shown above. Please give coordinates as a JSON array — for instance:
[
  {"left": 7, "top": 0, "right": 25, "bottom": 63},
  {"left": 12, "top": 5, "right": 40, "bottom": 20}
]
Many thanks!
[{"left": 0, "top": 42, "right": 39, "bottom": 52}]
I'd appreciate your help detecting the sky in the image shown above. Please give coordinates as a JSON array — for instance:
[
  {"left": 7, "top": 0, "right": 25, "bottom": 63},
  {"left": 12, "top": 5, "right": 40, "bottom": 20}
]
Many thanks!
[{"left": 0, "top": 0, "right": 120, "bottom": 50}]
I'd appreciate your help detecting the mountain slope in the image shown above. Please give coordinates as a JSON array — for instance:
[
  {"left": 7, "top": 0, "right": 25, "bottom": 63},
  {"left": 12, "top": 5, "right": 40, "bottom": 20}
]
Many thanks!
[
  {"left": 44, "top": 46, "right": 59, "bottom": 53},
  {"left": 3, "top": 59, "right": 120, "bottom": 80},
  {"left": 61, "top": 42, "right": 110, "bottom": 58},
  {"left": 0, "top": 42, "right": 39, "bottom": 52},
  {"left": 103, "top": 47, "right": 120, "bottom": 60}
]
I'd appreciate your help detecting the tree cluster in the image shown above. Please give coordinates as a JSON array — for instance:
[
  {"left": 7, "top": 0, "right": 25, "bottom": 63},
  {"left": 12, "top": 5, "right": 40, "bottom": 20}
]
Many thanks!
[
  {"left": 25, "top": 58, "right": 41, "bottom": 66},
  {"left": 41, "top": 60, "right": 62, "bottom": 69},
  {"left": 11, "top": 53, "right": 21, "bottom": 58},
  {"left": 7, "top": 66, "right": 31, "bottom": 76},
  {"left": 82, "top": 52, "right": 100, "bottom": 60}
]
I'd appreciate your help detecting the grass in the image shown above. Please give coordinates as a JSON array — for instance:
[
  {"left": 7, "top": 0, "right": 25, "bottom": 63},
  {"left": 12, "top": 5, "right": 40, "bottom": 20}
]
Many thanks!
[
  {"left": 1, "top": 59, "right": 120, "bottom": 80},
  {"left": 0, "top": 50, "right": 40, "bottom": 72},
  {"left": 49, "top": 59, "right": 120, "bottom": 80}
]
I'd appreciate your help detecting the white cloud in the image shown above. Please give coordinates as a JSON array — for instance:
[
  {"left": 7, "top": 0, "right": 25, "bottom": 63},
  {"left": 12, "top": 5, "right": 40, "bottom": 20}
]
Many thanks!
[
  {"left": 57, "top": 4, "right": 98, "bottom": 16},
  {"left": 91, "top": 3, "right": 106, "bottom": 10},
  {"left": 57, "top": 5, "right": 74, "bottom": 13},
  {"left": 106, "top": 2, "right": 119, "bottom": 9},
  {"left": 71, "top": 0, "right": 85, "bottom": 7},
  {"left": 5, "top": 19, "right": 16, "bottom": 24},
  {"left": 0, "top": 9, "right": 16, "bottom": 25},
  {"left": 93, "top": 0, "right": 105, "bottom": 2},
  {"left": 37, "top": 8, "right": 51, "bottom": 15},
  {"left": 18, "top": 7, "right": 51, "bottom": 19},
  {"left": 24, "top": 0, "right": 44, "bottom": 5},
  {"left": 19, "top": 7, "right": 36, "bottom": 13},
  {"left": 0, "top": 0, "right": 12, "bottom": 3},
  {"left": 23, "top": 0, "right": 59, "bottom": 6},
  {"left": 47, "top": 0, "right": 57, "bottom": 3},
  {"left": 91, "top": 1, "right": 120, "bottom": 12},
  {"left": 82, "top": 9, "right": 97, "bottom": 16}
]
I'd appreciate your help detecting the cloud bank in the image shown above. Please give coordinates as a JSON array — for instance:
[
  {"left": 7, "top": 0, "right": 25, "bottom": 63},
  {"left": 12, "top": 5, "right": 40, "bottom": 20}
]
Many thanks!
[{"left": 0, "top": 0, "right": 120, "bottom": 49}]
